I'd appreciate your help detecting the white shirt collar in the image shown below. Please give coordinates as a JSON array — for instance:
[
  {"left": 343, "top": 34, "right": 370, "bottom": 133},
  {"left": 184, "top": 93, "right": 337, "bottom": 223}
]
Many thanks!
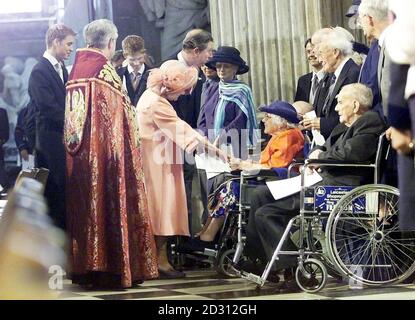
[
  {"left": 127, "top": 63, "right": 145, "bottom": 76},
  {"left": 177, "top": 51, "right": 192, "bottom": 67},
  {"left": 378, "top": 25, "right": 391, "bottom": 47},
  {"left": 334, "top": 57, "right": 349, "bottom": 80},
  {"left": 43, "top": 51, "right": 60, "bottom": 68},
  {"left": 313, "top": 69, "right": 325, "bottom": 81}
]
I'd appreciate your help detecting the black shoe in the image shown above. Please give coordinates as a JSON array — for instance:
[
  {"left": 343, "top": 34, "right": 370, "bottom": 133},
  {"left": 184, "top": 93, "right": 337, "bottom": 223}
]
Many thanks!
[
  {"left": 132, "top": 279, "right": 144, "bottom": 286},
  {"left": 235, "top": 259, "right": 264, "bottom": 275},
  {"left": 274, "top": 279, "right": 301, "bottom": 293},
  {"left": 176, "top": 238, "right": 215, "bottom": 253},
  {"left": 158, "top": 268, "right": 186, "bottom": 279},
  {"left": 283, "top": 267, "right": 295, "bottom": 282}
]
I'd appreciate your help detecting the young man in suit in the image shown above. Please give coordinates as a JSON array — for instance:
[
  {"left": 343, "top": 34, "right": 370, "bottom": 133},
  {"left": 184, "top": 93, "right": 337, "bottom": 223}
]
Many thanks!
[
  {"left": 294, "top": 38, "right": 325, "bottom": 104},
  {"left": 28, "top": 24, "right": 76, "bottom": 229},
  {"left": 117, "top": 35, "right": 150, "bottom": 106},
  {"left": 302, "top": 27, "right": 361, "bottom": 140}
]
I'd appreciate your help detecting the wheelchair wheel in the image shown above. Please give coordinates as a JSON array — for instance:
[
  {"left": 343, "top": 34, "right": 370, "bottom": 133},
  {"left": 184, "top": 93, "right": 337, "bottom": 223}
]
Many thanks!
[
  {"left": 326, "top": 184, "right": 415, "bottom": 286},
  {"left": 216, "top": 248, "right": 238, "bottom": 278},
  {"left": 295, "top": 258, "right": 327, "bottom": 293}
]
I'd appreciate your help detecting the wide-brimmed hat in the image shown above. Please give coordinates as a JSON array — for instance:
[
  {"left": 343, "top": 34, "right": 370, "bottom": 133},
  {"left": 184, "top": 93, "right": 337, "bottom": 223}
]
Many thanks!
[
  {"left": 345, "top": 0, "right": 361, "bottom": 17},
  {"left": 259, "top": 101, "right": 299, "bottom": 124},
  {"left": 205, "top": 46, "right": 249, "bottom": 75}
]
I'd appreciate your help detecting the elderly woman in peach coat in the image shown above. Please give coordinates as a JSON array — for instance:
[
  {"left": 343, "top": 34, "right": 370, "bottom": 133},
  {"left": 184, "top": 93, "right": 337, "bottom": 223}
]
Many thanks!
[{"left": 137, "top": 60, "right": 227, "bottom": 278}]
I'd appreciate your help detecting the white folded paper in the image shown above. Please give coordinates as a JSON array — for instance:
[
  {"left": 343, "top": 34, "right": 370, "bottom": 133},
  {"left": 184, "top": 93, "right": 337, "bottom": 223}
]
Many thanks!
[
  {"left": 305, "top": 110, "right": 326, "bottom": 146},
  {"left": 22, "top": 155, "right": 35, "bottom": 171},
  {"left": 195, "top": 153, "right": 231, "bottom": 179},
  {"left": 266, "top": 170, "right": 323, "bottom": 200}
]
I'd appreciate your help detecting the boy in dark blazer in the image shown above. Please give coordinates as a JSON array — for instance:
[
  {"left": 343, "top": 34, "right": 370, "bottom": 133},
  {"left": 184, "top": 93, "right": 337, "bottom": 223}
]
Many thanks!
[
  {"left": 117, "top": 35, "right": 150, "bottom": 106},
  {"left": 28, "top": 24, "right": 76, "bottom": 229}
]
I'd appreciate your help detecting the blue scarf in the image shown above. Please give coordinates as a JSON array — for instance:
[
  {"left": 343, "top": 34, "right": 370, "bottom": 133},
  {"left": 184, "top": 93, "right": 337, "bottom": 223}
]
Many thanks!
[{"left": 214, "top": 80, "right": 259, "bottom": 147}]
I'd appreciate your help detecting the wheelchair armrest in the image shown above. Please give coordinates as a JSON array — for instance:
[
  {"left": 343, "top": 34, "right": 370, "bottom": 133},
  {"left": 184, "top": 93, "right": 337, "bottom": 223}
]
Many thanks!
[
  {"left": 241, "top": 169, "right": 276, "bottom": 178},
  {"left": 287, "top": 160, "right": 304, "bottom": 178},
  {"left": 303, "top": 159, "right": 375, "bottom": 174},
  {"left": 305, "top": 159, "right": 372, "bottom": 166},
  {"left": 258, "top": 169, "right": 278, "bottom": 176}
]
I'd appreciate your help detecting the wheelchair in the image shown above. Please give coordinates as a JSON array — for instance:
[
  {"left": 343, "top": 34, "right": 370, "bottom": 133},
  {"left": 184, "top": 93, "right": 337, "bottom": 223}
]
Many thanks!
[
  {"left": 214, "top": 169, "right": 280, "bottom": 277},
  {"left": 172, "top": 138, "right": 309, "bottom": 276},
  {"left": 236, "top": 133, "right": 415, "bottom": 293},
  {"left": 171, "top": 169, "right": 279, "bottom": 277}
]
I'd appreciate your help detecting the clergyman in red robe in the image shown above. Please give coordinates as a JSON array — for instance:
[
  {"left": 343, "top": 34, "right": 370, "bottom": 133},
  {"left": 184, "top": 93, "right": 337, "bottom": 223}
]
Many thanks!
[{"left": 64, "top": 19, "right": 158, "bottom": 288}]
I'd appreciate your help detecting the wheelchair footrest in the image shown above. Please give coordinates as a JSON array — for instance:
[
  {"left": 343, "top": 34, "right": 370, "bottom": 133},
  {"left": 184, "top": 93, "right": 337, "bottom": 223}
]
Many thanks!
[
  {"left": 240, "top": 271, "right": 263, "bottom": 285},
  {"left": 203, "top": 248, "right": 217, "bottom": 257}
]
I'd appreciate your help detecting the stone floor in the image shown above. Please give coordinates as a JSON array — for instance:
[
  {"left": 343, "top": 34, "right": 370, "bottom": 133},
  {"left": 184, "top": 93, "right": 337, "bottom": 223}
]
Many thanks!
[{"left": 56, "top": 270, "right": 415, "bottom": 300}]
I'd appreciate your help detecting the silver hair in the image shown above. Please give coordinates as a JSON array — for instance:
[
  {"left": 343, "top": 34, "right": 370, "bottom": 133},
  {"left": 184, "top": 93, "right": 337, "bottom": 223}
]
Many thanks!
[
  {"left": 341, "top": 83, "right": 374, "bottom": 110},
  {"left": 333, "top": 26, "right": 355, "bottom": 42},
  {"left": 83, "top": 19, "right": 118, "bottom": 49},
  {"left": 311, "top": 28, "right": 332, "bottom": 45},
  {"left": 270, "top": 115, "right": 298, "bottom": 130},
  {"left": 359, "top": 0, "right": 389, "bottom": 21},
  {"left": 322, "top": 27, "right": 353, "bottom": 57}
]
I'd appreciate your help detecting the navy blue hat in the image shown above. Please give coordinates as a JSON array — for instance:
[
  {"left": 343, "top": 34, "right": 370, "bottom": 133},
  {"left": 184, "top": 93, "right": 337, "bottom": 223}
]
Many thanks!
[
  {"left": 205, "top": 46, "right": 249, "bottom": 75},
  {"left": 259, "top": 101, "right": 300, "bottom": 124},
  {"left": 353, "top": 41, "right": 369, "bottom": 55},
  {"left": 346, "top": 0, "right": 361, "bottom": 17}
]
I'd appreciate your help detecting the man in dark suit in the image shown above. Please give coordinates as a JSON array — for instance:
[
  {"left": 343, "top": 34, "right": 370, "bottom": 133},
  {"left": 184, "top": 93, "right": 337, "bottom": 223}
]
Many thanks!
[
  {"left": 294, "top": 38, "right": 325, "bottom": 104},
  {"left": 303, "top": 27, "right": 361, "bottom": 140},
  {"left": 165, "top": 29, "right": 214, "bottom": 235},
  {"left": 385, "top": 1, "right": 415, "bottom": 231},
  {"left": 386, "top": 63, "right": 414, "bottom": 230},
  {"left": 28, "top": 24, "right": 76, "bottom": 229},
  {"left": 167, "top": 29, "right": 214, "bottom": 128},
  {"left": 0, "top": 108, "right": 9, "bottom": 191},
  {"left": 241, "top": 83, "right": 387, "bottom": 279},
  {"left": 117, "top": 35, "right": 150, "bottom": 106}
]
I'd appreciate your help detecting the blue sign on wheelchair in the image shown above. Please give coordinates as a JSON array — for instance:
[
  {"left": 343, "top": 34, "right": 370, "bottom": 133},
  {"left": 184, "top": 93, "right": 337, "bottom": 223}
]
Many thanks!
[{"left": 314, "top": 186, "right": 364, "bottom": 213}]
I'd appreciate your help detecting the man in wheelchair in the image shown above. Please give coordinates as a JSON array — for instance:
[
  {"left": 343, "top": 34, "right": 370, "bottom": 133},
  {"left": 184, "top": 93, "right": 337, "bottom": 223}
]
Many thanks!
[{"left": 239, "top": 83, "right": 387, "bottom": 286}]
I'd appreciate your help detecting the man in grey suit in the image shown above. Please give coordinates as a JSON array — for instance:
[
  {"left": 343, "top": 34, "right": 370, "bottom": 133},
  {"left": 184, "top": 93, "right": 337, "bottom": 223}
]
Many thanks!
[
  {"left": 359, "top": 0, "right": 397, "bottom": 186},
  {"left": 358, "top": 0, "right": 391, "bottom": 116}
]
